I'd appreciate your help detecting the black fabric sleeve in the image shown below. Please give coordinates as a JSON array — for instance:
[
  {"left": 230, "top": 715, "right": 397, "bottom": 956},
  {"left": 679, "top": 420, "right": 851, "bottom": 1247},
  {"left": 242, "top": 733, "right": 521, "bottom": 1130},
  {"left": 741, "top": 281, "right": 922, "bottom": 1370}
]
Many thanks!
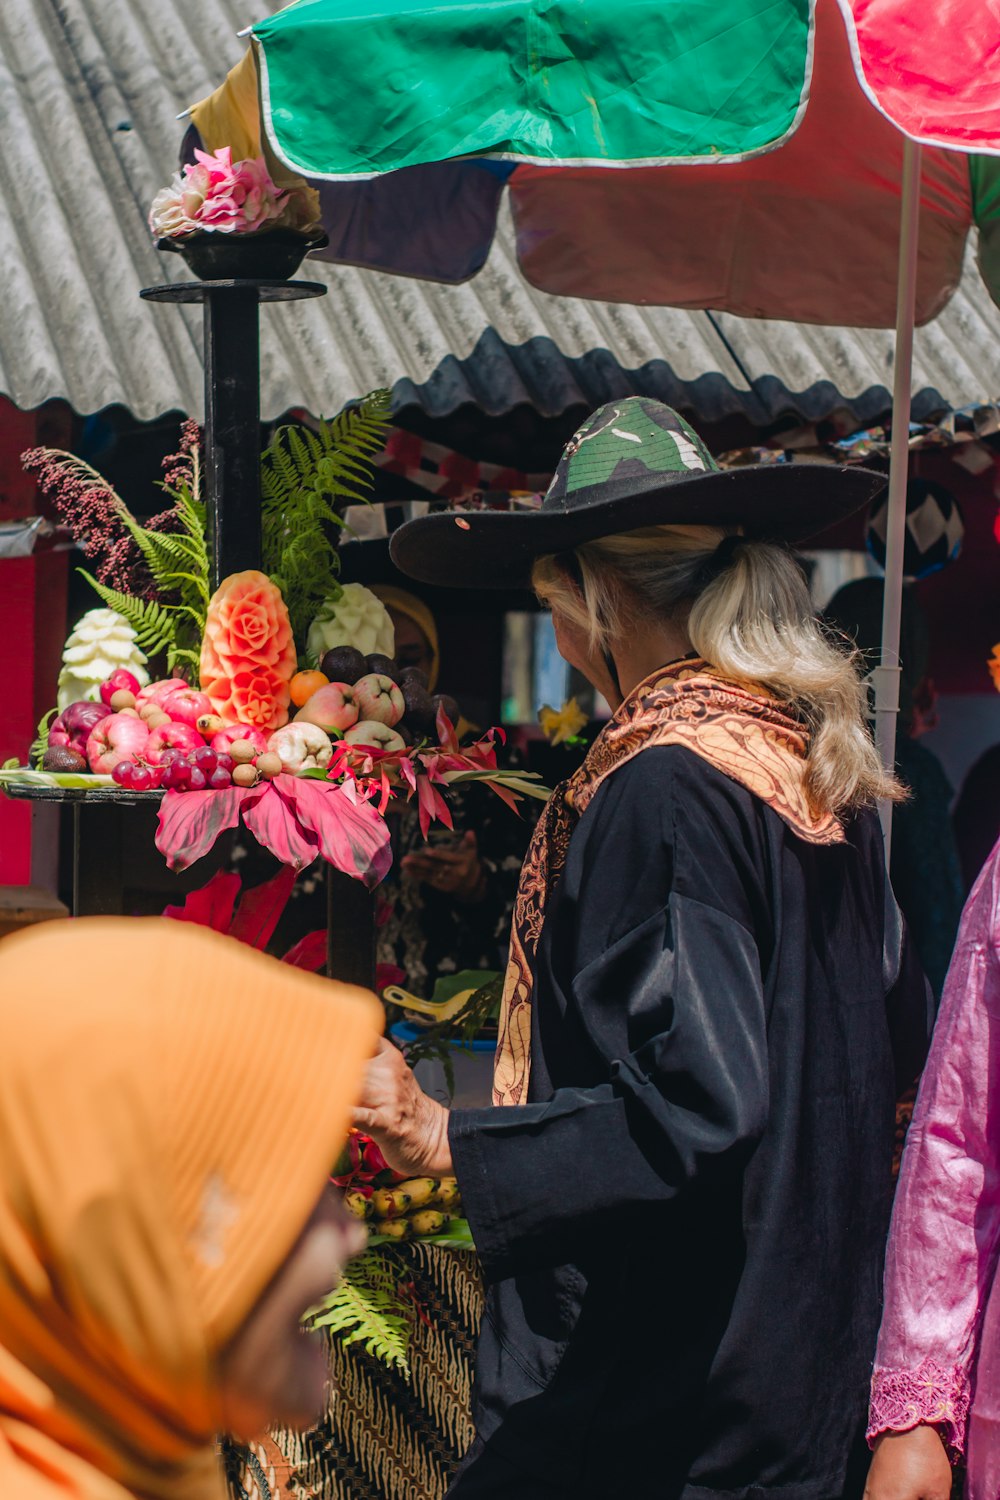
[{"left": 449, "top": 756, "right": 770, "bottom": 1282}]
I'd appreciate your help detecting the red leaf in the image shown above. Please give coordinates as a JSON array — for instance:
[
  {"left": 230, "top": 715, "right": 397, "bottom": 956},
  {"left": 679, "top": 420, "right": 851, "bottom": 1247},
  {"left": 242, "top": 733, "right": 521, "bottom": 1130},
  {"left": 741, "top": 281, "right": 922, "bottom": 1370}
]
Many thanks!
[
  {"left": 415, "top": 774, "right": 453, "bottom": 838},
  {"left": 282, "top": 929, "right": 327, "bottom": 971},
  {"left": 478, "top": 777, "right": 521, "bottom": 815},
  {"left": 155, "top": 786, "right": 260, "bottom": 871},
  {"left": 228, "top": 864, "right": 298, "bottom": 950},
  {"left": 242, "top": 782, "right": 320, "bottom": 870},
  {"left": 435, "top": 705, "right": 459, "bottom": 750},
  {"left": 276, "top": 777, "right": 392, "bottom": 889},
  {"left": 162, "top": 869, "right": 241, "bottom": 931}
]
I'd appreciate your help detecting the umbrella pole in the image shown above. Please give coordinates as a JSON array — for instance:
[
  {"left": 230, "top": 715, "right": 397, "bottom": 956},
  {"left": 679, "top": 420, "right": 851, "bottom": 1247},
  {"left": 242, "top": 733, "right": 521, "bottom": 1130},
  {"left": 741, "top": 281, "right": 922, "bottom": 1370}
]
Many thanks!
[{"left": 875, "top": 136, "right": 922, "bottom": 858}]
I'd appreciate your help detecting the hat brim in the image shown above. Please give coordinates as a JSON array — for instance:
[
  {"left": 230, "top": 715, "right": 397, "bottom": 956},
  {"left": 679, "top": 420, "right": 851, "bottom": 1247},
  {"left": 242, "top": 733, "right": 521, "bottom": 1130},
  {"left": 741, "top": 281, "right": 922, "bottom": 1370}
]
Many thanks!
[{"left": 389, "top": 462, "right": 887, "bottom": 589}]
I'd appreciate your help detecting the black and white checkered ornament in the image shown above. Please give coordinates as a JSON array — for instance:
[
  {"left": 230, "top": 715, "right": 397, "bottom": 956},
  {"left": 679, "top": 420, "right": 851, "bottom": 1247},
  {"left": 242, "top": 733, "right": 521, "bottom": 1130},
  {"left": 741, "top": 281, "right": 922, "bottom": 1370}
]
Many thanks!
[{"left": 866, "top": 477, "right": 964, "bottom": 581}]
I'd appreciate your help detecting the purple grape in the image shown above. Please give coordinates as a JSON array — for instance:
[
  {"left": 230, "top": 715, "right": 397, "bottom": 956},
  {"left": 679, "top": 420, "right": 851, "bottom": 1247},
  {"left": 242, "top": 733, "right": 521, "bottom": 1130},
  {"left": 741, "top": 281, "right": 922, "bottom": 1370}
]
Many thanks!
[
  {"left": 190, "top": 745, "right": 218, "bottom": 774},
  {"left": 112, "top": 760, "right": 135, "bottom": 788},
  {"left": 158, "top": 746, "right": 185, "bottom": 766},
  {"left": 215, "top": 752, "right": 234, "bottom": 772},
  {"left": 161, "top": 760, "right": 191, "bottom": 791},
  {"left": 130, "top": 765, "right": 154, "bottom": 792},
  {"left": 188, "top": 766, "right": 208, "bottom": 791},
  {"left": 208, "top": 765, "right": 232, "bottom": 790}
]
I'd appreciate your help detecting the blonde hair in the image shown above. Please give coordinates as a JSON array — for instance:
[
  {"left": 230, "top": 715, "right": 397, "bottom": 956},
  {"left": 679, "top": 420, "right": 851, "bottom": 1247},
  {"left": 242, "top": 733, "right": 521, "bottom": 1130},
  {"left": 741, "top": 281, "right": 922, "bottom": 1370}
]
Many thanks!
[{"left": 533, "top": 524, "right": 901, "bottom": 816}]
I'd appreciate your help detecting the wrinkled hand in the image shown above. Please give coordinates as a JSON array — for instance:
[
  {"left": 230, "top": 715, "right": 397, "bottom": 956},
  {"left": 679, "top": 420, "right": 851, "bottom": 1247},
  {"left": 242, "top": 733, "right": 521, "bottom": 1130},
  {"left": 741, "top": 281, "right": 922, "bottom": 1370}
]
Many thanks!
[
  {"left": 354, "top": 1037, "right": 453, "bottom": 1177},
  {"left": 402, "top": 831, "right": 487, "bottom": 904},
  {"left": 864, "top": 1428, "right": 953, "bottom": 1500}
]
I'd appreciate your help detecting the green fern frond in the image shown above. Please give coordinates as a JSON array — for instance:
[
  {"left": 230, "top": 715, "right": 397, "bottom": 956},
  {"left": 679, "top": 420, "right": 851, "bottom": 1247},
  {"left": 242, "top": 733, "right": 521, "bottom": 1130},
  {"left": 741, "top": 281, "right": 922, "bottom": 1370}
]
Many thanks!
[
  {"left": 167, "top": 645, "right": 202, "bottom": 674},
  {"left": 307, "top": 1250, "right": 411, "bottom": 1372},
  {"left": 260, "top": 388, "right": 391, "bottom": 649},
  {"left": 29, "top": 707, "right": 58, "bottom": 768},
  {"left": 78, "top": 572, "right": 176, "bottom": 657}
]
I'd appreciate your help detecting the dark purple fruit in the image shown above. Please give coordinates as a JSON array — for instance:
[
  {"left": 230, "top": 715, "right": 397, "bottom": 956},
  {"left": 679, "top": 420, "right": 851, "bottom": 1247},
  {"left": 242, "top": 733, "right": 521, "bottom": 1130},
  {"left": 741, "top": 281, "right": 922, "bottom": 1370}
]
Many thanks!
[
  {"left": 397, "top": 723, "right": 415, "bottom": 747},
  {"left": 320, "top": 645, "right": 367, "bottom": 685},
  {"left": 399, "top": 666, "right": 429, "bottom": 690},
  {"left": 401, "top": 678, "right": 435, "bottom": 731},
  {"left": 431, "top": 693, "right": 460, "bottom": 726},
  {"left": 42, "top": 746, "right": 88, "bottom": 773},
  {"left": 365, "top": 653, "right": 397, "bottom": 680}
]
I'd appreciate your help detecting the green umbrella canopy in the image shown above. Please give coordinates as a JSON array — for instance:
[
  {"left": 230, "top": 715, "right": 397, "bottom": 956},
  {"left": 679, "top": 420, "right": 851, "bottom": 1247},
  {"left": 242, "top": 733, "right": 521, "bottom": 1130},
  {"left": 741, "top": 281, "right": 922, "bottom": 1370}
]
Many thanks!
[{"left": 253, "top": 0, "right": 814, "bottom": 175}]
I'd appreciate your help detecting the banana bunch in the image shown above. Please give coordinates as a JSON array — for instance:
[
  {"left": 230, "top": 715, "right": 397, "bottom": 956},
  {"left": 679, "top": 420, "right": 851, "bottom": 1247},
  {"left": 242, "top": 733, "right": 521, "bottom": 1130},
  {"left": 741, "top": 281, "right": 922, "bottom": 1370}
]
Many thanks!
[{"left": 344, "top": 1176, "right": 462, "bottom": 1240}]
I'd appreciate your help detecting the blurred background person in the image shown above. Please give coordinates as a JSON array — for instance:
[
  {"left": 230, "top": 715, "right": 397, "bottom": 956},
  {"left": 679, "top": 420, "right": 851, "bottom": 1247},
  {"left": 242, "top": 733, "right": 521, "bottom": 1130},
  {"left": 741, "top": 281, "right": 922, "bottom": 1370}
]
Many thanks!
[
  {"left": 0, "top": 917, "right": 378, "bottom": 1500},
  {"left": 369, "top": 584, "right": 537, "bottom": 996},
  {"left": 825, "top": 577, "right": 964, "bottom": 998}
]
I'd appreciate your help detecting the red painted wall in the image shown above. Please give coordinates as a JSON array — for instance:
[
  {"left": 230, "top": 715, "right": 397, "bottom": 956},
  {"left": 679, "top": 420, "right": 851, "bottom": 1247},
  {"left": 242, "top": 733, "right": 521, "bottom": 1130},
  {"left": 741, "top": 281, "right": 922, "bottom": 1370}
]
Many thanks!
[{"left": 0, "top": 401, "right": 69, "bottom": 885}]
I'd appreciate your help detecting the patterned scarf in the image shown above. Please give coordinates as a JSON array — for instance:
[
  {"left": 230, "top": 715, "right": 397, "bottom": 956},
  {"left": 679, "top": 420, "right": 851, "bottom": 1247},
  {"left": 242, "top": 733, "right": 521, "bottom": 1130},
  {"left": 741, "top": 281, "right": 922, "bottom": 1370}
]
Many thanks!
[{"left": 493, "top": 658, "right": 845, "bottom": 1106}]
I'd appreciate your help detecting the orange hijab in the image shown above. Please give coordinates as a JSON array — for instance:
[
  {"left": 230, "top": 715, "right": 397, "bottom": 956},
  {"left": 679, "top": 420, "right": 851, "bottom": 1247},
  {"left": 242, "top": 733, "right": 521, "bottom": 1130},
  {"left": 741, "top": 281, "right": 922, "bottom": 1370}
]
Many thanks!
[{"left": 0, "top": 918, "right": 381, "bottom": 1500}]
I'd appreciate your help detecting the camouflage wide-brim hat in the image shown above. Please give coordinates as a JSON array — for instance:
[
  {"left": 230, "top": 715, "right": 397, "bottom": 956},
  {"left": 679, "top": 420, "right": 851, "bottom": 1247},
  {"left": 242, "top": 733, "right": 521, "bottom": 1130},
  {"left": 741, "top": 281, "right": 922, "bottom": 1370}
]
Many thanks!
[{"left": 389, "top": 398, "right": 887, "bottom": 589}]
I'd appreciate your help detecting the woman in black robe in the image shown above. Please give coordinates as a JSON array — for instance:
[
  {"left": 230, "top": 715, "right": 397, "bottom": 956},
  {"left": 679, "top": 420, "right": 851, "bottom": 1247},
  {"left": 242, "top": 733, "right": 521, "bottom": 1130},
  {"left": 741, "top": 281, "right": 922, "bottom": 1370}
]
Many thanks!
[{"left": 353, "top": 399, "right": 932, "bottom": 1500}]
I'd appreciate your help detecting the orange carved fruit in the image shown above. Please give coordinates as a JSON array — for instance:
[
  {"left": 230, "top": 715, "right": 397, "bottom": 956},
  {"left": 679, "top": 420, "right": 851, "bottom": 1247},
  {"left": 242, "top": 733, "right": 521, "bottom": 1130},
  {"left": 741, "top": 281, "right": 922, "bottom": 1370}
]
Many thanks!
[{"left": 199, "top": 571, "right": 297, "bottom": 734}]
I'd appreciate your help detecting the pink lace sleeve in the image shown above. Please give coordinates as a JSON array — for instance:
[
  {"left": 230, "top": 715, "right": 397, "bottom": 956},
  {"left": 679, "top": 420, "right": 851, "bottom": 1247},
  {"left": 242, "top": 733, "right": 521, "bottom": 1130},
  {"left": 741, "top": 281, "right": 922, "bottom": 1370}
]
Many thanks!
[
  {"left": 868, "top": 843, "right": 1000, "bottom": 1459},
  {"left": 869, "top": 1358, "right": 971, "bottom": 1455}
]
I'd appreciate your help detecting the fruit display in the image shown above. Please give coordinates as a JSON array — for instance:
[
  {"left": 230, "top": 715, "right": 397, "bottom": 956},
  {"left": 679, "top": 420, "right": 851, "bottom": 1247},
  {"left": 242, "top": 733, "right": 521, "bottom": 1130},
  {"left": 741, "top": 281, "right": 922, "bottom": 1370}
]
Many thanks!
[{"left": 6, "top": 422, "right": 546, "bottom": 889}]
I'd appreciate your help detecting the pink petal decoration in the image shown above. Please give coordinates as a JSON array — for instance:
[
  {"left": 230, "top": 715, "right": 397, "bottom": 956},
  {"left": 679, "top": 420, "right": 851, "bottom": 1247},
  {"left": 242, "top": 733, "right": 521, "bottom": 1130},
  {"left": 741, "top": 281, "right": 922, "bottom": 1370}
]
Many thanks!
[
  {"left": 155, "top": 785, "right": 262, "bottom": 871},
  {"left": 242, "top": 783, "right": 320, "bottom": 871},
  {"left": 227, "top": 863, "right": 298, "bottom": 949},
  {"left": 162, "top": 868, "right": 241, "bottom": 930},
  {"left": 282, "top": 929, "right": 327, "bottom": 972},
  {"left": 276, "top": 776, "right": 392, "bottom": 889}
]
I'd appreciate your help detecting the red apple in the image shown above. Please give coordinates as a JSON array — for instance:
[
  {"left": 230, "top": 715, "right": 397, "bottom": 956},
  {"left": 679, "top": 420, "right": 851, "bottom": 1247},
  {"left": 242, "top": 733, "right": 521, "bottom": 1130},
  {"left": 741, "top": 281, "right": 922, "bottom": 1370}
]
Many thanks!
[
  {"left": 135, "top": 677, "right": 188, "bottom": 712},
  {"left": 145, "top": 721, "right": 205, "bottom": 764},
  {"left": 99, "top": 669, "right": 142, "bottom": 707},
  {"left": 52, "top": 700, "right": 113, "bottom": 755},
  {"left": 353, "top": 673, "right": 405, "bottom": 728},
  {"left": 210, "top": 724, "right": 268, "bottom": 756},
  {"left": 343, "top": 720, "right": 406, "bottom": 753},
  {"left": 162, "top": 687, "right": 211, "bottom": 728},
  {"left": 294, "top": 683, "right": 360, "bottom": 734},
  {"left": 86, "top": 713, "right": 150, "bottom": 775}
]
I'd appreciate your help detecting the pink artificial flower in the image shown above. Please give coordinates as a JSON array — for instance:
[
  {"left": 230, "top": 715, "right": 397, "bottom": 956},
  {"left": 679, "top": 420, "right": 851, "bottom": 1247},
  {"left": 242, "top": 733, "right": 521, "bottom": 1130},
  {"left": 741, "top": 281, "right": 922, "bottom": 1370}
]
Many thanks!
[{"left": 149, "top": 146, "right": 302, "bottom": 239}]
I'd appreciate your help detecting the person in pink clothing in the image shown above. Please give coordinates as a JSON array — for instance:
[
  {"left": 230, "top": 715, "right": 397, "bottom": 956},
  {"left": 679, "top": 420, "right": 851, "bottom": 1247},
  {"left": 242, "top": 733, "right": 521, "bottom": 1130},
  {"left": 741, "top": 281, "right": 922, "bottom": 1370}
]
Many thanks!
[{"left": 867, "top": 837, "right": 1000, "bottom": 1500}]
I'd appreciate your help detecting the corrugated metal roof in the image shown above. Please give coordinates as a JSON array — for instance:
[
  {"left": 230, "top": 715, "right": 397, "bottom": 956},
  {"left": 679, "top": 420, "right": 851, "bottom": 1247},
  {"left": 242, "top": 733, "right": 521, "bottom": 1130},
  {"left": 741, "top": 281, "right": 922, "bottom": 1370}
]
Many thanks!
[{"left": 2, "top": 0, "right": 999, "bottom": 427}]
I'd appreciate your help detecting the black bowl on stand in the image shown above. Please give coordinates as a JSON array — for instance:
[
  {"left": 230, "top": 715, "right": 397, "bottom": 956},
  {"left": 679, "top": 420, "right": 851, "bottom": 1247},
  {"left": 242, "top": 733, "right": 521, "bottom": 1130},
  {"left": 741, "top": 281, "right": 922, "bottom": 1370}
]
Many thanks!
[{"left": 157, "top": 227, "right": 328, "bottom": 282}]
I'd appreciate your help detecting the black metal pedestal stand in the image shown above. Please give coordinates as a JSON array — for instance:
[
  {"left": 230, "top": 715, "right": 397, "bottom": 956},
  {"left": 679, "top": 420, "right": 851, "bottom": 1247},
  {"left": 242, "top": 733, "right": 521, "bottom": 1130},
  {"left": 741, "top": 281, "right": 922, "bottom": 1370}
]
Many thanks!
[{"left": 143, "top": 276, "right": 378, "bottom": 989}]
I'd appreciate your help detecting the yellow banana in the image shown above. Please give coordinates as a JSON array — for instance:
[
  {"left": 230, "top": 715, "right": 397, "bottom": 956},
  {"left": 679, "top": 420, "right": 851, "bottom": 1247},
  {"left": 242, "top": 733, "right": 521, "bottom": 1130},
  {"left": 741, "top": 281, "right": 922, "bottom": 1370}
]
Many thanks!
[
  {"left": 376, "top": 1217, "right": 411, "bottom": 1240},
  {"left": 343, "top": 1190, "right": 373, "bottom": 1221},
  {"left": 409, "top": 1210, "right": 451, "bottom": 1237},
  {"left": 372, "top": 1179, "right": 445, "bottom": 1217},
  {"left": 432, "top": 1178, "right": 462, "bottom": 1209},
  {"left": 392, "top": 1177, "right": 440, "bottom": 1210}
]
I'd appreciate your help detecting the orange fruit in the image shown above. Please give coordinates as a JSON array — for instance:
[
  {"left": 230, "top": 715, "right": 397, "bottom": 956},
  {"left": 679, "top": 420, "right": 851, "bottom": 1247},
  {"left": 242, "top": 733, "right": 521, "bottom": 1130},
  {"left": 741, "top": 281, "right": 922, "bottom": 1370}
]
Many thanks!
[{"left": 289, "top": 669, "right": 330, "bottom": 707}]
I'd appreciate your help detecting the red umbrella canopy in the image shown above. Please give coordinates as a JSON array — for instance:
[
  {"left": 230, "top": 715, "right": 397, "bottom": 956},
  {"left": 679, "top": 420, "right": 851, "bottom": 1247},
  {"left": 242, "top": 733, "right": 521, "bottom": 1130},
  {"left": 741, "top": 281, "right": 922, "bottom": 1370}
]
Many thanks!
[{"left": 189, "top": 0, "right": 1000, "bottom": 326}]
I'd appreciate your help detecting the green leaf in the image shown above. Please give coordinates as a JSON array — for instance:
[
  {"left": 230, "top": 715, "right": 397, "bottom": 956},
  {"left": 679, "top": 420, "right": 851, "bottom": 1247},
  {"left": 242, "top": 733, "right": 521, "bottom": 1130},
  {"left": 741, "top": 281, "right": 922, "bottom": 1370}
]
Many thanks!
[
  {"left": 443, "top": 769, "right": 553, "bottom": 801},
  {"left": 0, "top": 767, "right": 115, "bottom": 788},
  {"left": 306, "top": 1250, "right": 411, "bottom": 1372},
  {"left": 431, "top": 969, "right": 501, "bottom": 1006},
  {"left": 29, "top": 707, "right": 58, "bottom": 768}
]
